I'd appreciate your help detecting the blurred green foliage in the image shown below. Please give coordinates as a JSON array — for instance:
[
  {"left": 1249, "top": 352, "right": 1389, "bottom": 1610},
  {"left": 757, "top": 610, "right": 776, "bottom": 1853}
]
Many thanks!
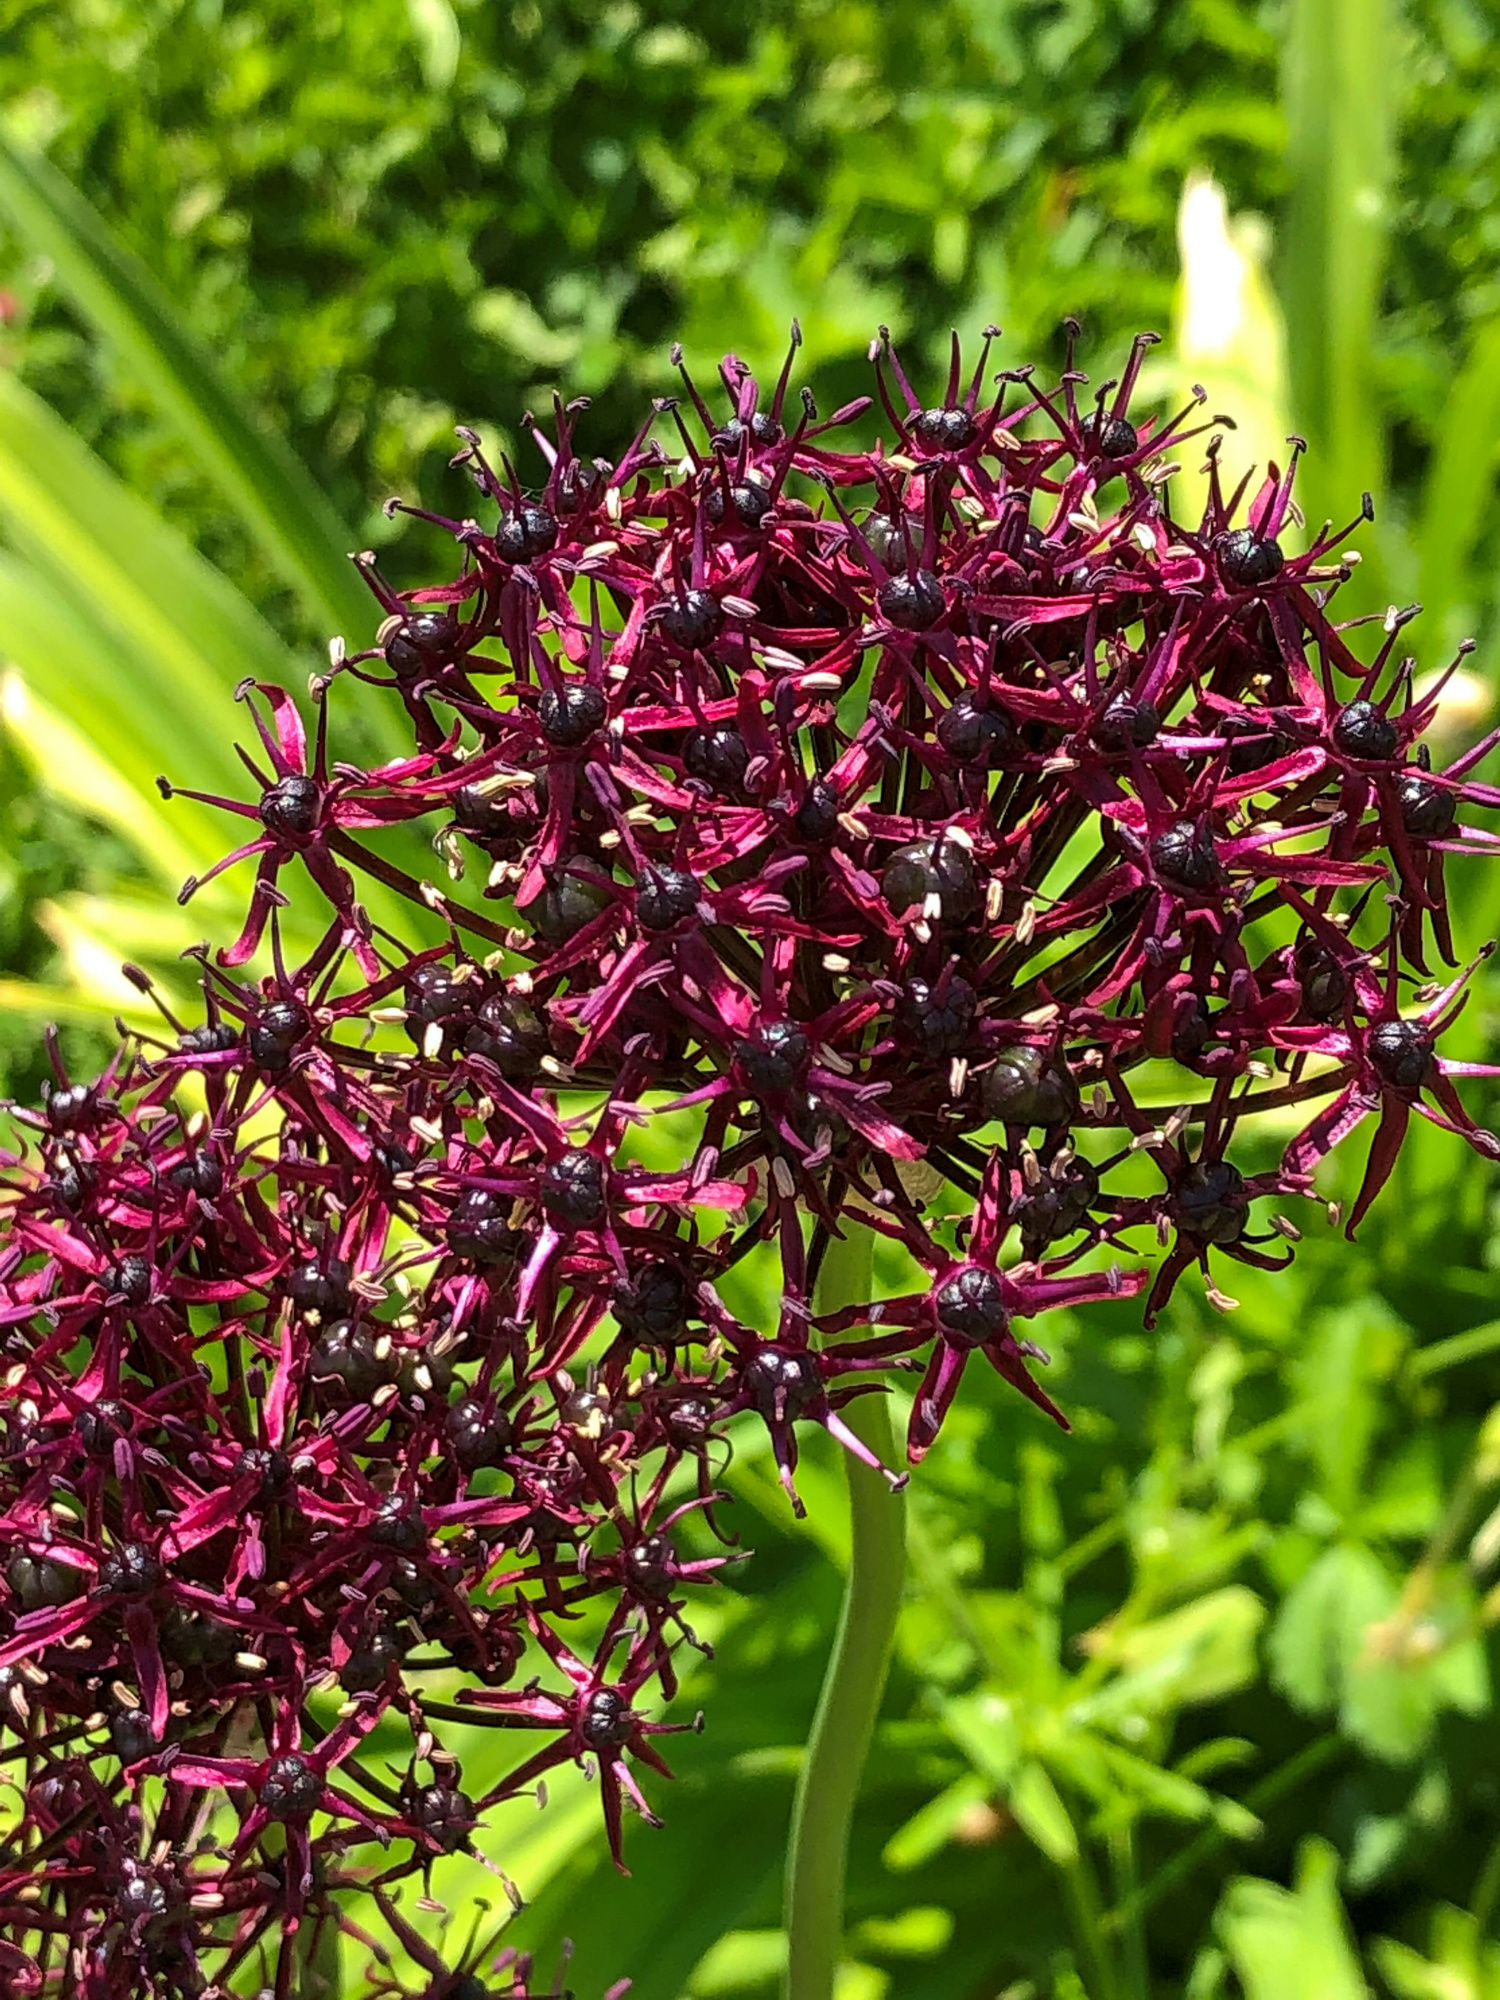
[{"left": 5, "top": 2, "right": 1500, "bottom": 1996}]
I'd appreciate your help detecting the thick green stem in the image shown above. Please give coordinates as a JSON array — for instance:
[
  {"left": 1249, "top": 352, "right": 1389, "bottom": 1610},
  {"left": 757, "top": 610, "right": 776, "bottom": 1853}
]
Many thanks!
[{"left": 783, "top": 1234, "right": 906, "bottom": 2000}]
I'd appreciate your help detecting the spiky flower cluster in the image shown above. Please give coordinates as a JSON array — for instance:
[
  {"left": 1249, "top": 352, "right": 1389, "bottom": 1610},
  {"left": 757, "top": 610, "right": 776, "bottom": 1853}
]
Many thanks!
[{"left": 3, "top": 323, "right": 1499, "bottom": 1995}]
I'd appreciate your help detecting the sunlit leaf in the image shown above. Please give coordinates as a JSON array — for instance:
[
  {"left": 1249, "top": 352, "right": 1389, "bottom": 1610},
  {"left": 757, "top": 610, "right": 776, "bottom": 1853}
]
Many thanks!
[
  {"left": 1281, "top": 0, "right": 1395, "bottom": 607},
  {"left": 1217, "top": 1838, "right": 1370, "bottom": 2000},
  {"left": 0, "top": 132, "right": 374, "bottom": 647},
  {"left": 0, "top": 372, "right": 289, "bottom": 780}
]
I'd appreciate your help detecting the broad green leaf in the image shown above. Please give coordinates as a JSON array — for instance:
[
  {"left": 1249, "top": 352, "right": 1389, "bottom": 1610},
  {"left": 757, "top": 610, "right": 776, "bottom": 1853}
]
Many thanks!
[
  {"left": 1290, "top": 1300, "right": 1408, "bottom": 1516},
  {"left": 0, "top": 977, "right": 157, "bottom": 1035},
  {"left": 1217, "top": 1838, "right": 1370, "bottom": 2000},
  {"left": 1270, "top": 1540, "right": 1484, "bottom": 1763},
  {"left": 0, "top": 131, "right": 374, "bottom": 648},
  {"left": 0, "top": 372, "right": 292, "bottom": 777},
  {"left": 1153, "top": 172, "right": 1294, "bottom": 536},
  {"left": 1414, "top": 314, "right": 1500, "bottom": 659},
  {"left": 1069, "top": 1587, "right": 1265, "bottom": 1729},
  {"left": 1270, "top": 1540, "right": 1392, "bottom": 1715},
  {"left": 0, "top": 546, "right": 244, "bottom": 806},
  {"left": 36, "top": 893, "right": 211, "bottom": 1012},
  {"left": 0, "top": 662, "right": 219, "bottom": 885},
  {"left": 501, "top": 1772, "right": 787, "bottom": 2000}
]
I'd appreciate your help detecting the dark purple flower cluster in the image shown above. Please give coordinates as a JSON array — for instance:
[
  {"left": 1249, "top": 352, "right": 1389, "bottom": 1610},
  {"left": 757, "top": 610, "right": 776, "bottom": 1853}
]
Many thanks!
[{"left": 4, "top": 322, "right": 1500, "bottom": 1994}]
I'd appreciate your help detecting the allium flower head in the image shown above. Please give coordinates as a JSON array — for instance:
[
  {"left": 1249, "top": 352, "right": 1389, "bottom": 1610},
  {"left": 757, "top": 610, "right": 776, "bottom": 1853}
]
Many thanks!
[{"left": 4, "top": 322, "right": 1499, "bottom": 1993}]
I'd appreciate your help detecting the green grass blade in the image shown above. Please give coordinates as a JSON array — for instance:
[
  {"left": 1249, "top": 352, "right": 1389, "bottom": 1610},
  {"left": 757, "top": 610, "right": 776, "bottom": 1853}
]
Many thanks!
[
  {"left": 0, "top": 131, "right": 374, "bottom": 648},
  {"left": 1281, "top": 0, "right": 1395, "bottom": 600}
]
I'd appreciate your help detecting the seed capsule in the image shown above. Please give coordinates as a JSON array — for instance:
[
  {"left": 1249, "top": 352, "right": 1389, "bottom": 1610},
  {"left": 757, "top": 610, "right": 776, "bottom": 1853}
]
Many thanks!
[
  {"left": 445, "top": 1397, "right": 513, "bottom": 1473},
  {"left": 981, "top": 1046, "right": 1077, "bottom": 1127},
  {"left": 684, "top": 724, "right": 750, "bottom": 793},
  {"left": 623, "top": 1534, "right": 678, "bottom": 1599},
  {"left": 744, "top": 1347, "right": 820, "bottom": 1420},
  {"left": 1173, "top": 1160, "right": 1248, "bottom": 1245},
  {"left": 248, "top": 1000, "right": 308, "bottom": 1073},
  {"left": 495, "top": 504, "right": 559, "bottom": 562},
  {"left": 897, "top": 974, "right": 977, "bottom": 1059},
  {"left": 1172, "top": 995, "right": 1214, "bottom": 1061},
  {"left": 1294, "top": 940, "right": 1348, "bottom": 1022},
  {"left": 259, "top": 1753, "right": 322, "bottom": 1822},
  {"left": 1150, "top": 820, "right": 1219, "bottom": 892},
  {"left": 7, "top": 1552, "right": 85, "bottom": 1611},
  {"left": 446, "top": 1188, "right": 520, "bottom": 1265},
  {"left": 168, "top": 1151, "right": 223, "bottom": 1199},
  {"left": 259, "top": 773, "right": 320, "bottom": 840},
  {"left": 339, "top": 1628, "right": 403, "bottom": 1695},
  {"left": 96, "top": 1543, "right": 163, "bottom": 1598},
  {"left": 286, "top": 1258, "right": 353, "bottom": 1319},
  {"left": 310, "top": 1319, "right": 397, "bottom": 1399},
  {"left": 713, "top": 410, "right": 783, "bottom": 450},
  {"left": 793, "top": 778, "right": 840, "bottom": 841},
  {"left": 45, "top": 1082, "right": 96, "bottom": 1132},
  {"left": 561, "top": 1388, "right": 611, "bottom": 1437},
  {"left": 580, "top": 1686, "right": 634, "bottom": 1750},
  {"left": 176, "top": 1021, "right": 238, "bottom": 1058},
  {"left": 666, "top": 1396, "right": 715, "bottom": 1446},
  {"left": 527, "top": 862, "right": 612, "bottom": 945},
  {"left": 660, "top": 590, "right": 722, "bottom": 650},
  {"left": 705, "top": 479, "right": 771, "bottom": 527},
  {"left": 236, "top": 1445, "right": 294, "bottom": 1497},
  {"left": 159, "top": 1605, "right": 237, "bottom": 1667},
  {"left": 937, "top": 693, "right": 1014, "bottom": 766},
  {"left": 878, "top": 570, "right": 945, "bottom": 631},
  {"left": 911, "top": 406, "right": 977, "bottom": 452},
  {"left": 368, "top": 1495, "right": 426, "bottom": 1553},
  {"left": 734, "top": 1021, "right": 810, "bottom": 1094},
  {"left": 540, "top": 1151, "right": 607, "bottom": 1228},
  {"left": 77, "top": 1398, "right": 134, "bottom": 1459},
  {"left": 881, "top": 835, "right": 979, "bottom": 924},
  {"left": 385, "top": 611, "right": 462, "bottom": 679},
  {"left": 613, "top": 1261, "right": 691, "bottom": 1342},
  {"left": 1214, "top": 528, "right": 1284, "bottom": 588},
  {"left": 1368, "top": 1018, "right": 1434, "bottom": 1090},
  {"left": 409, "top": 1782, "right": 477, "bottom": 1853},
  {"left": 110, "top": 1707, "right": 158, "bottom": 1763},
  {"left": 463, "top": 993, "right": 548, "bottom": 1083},
  {"left": 1016, "top": 1155, "right": 1100, "bottom": 1251},
  {"left": 1332, "top": 699, "right": 1398, "bottom": 762},
  {"left": 935, "top": 1266, "right": 1007, "bottom": 1342},
  {"left": 49, "top": 1160, "right": 93, "bottom": 1211},
  {"left": 1091, "top": 413, "right": 1139, "bottom": 460},
  {"left": 450, "top": 783, "right": 511, "bottom": 844},
  {"left": 538, "top": 683, "right": 606, "bottom": 747},
  {"left": 636, "top": 865, "right": 699, "bottom": 932},
  {"left": 1396, "top": 772, "right": 1457, "bottom": 837},
  {"left": 1096, "top": 697, "right": 1160, "bottom": 750},
  {"left": 1220, "top": 710, "right": 1288, "bottom": 774},
  {"left": 105, "top": 1255, "right": 152, "bottom": 1306}
]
